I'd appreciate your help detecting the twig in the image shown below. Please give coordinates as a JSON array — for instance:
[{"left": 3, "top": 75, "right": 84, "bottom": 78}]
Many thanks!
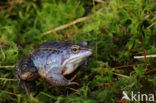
[
  {"left": 116, "top": 99, "right": 130, "bottom": 103},
  {"left": 0, "top": 5, "right": 9, "bottom": 10},
  {"left": 0, "top": 45, "right": 6, "bottom": 62},
  {"left": 0, "top": 90, "right": 19, "bottom": 97},
  {"left": 135, "top": 51, "right": 144, "bottom": 55},
  {"left": 134, "top": 55, "right": 156, "bottom": 59},
  {"left": 95, "top": 0, "right": 105, "bottom": 3},
  {"left": 95, "top": 82, "right": 113, "bottom": 87},
  {"left": 0, "top": 65, "right": 15, "bottom": 68},
  {"left": 0, "top": 78, "right": 17, "bottom": 81},
  {"left": 144, "top": 11, "right": 156, "bottom": 19},
  {"left": 96, "top": 64, "right": 141, "bottom": 73},
  {"left": 43, "top": 16, "right": 91, "bottom": 35},
  {"left": 140, "top": 36, "right": 148, "bottom": 68},
  {"left": 113, "top": 72, "right": 130, "bottom": 79},
  {"left": 146, "top": 21, "right": 156, "bottom": 29},
  {"left": 145, "top": 68, "right": 156, "bottom": 75},
  {"left": 66, "top": 87, "right": 79, "bottom": 92},
  {"left": 43, "top": 7, "right": 104, "bottom": 35},
  {"left": 0, "top": 42, "right": 8, "bottom": 45}
]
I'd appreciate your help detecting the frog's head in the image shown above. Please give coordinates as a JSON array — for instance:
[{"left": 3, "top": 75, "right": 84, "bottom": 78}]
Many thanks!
[
  {"left": 14, "top": 57, "right": 38, "bottom": 81},
  {"left": 14, "top": 57, "right": 38, "bottom": 97},
  {"left": 61, "top": 41, "right": 93, "bottom": 75}
]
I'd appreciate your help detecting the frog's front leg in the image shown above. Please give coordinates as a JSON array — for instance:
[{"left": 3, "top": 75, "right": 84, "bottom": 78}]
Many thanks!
[{"left": 45, "top": 67, "right": 79, "bottom": 86}]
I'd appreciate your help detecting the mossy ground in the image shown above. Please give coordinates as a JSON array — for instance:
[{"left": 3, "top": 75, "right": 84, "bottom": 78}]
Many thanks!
[{"left": 0, "top": 0, "right": 156, "bottom": 103}]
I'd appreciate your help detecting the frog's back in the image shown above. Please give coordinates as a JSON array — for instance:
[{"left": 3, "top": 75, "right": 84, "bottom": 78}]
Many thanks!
[
  {"left": 30, "top": 41, "right": 69, "bottom": 75},
  {"left": 39, "top": 41, "right": 73, "bottom": 49}
]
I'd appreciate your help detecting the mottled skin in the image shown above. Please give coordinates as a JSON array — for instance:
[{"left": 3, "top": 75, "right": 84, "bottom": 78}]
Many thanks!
[{"left": 14, "top": 41, "right": 93, "bottom": 97}]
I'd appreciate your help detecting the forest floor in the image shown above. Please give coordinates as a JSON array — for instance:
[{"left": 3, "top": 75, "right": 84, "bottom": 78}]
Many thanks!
[{"left": 0, "top": 0, "right": 156, "bottom": 103}]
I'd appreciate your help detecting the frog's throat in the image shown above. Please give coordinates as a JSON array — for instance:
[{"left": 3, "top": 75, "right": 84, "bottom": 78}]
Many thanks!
[
  {"left": 61, "top": 51, "right": 92, "bottom": 74},
  {"left": 62, "top": 51, "right": 92, "bottom": 67}
]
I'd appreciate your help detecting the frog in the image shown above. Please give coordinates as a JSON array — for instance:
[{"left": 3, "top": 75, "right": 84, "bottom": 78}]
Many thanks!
[{"left": 14, "top": 41, "right": 93, "bottom": 97}]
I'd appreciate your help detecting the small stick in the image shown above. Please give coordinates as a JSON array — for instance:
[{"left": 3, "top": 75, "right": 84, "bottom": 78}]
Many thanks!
[
  {"left": 43, "top": 7, "right": 104, "bottom": 35},
  {"left": 144, "top": 11, "right": 156, "bottom": 19},
  {"left": 0, "top": 65, "right": 15, "bottom": 68},
  {"left": 66, "top": 87, "right": 79, "bottom": 92},
  {"left": 140, "top": 36, "right": 148, "bottom": 68},
  {"left": 145, "top": 68, "right": 156, "bottom": 75},
  {"left": 134, "top": 51, "right": 144, "bottom": 55},
  {"left": 134, "top": 55, "right": 156, "bottom": 59},
  {"left": 43, "top": 16, "right": 91, "bottom": 35},
  {"left": 0, "top": 45, "right": 6, "bottom": 62},
  {"left": 116, "top": 99, "right": 130, "bottom": 103},
  {"left": 0, "top": 42, "right": 8, "bottom": 45},
  {"left": 146, "top": 21, "right": 156, "bottom": 29},
  {"left": 95, "top": 82, "right": 113, "bottom": 87},
  {"left": 95, "top": 0, "right": 105, "bottom": 3},
  {"left": 0, "top": 78, "right": 17, "bottom": 81},
  {"left": 96, "top": 64, "right": 141, "bottom": 73},
  {"left": 0, "top": 90, "right": 19, "bottom": 97},
  {"left": 113, "top": 72, "right": 130, "bottom": 79}
]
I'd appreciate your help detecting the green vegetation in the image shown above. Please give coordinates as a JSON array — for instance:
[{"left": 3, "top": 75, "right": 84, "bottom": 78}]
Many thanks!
[{"left": 0, "top": 0, "right": 156, "bottom": 102}]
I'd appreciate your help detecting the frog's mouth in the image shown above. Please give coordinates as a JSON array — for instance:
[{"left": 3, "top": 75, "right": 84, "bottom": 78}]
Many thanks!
[{"left": 62, "top": 50, "right": 93, "bottom": 75}]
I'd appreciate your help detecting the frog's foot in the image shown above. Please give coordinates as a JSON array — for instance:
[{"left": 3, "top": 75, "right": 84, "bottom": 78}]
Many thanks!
[
  {"left": 69, "top": 81, "right": 80, "bottom": 86},
  {"left": 19, "top": 80, "right": 30, "bottom": 98},
  {"left": 46, "top": 67, "right": 80, "bottom": 86},
  {"left": 68, "top": 74, "right": 80, "bottom": 86},
  {"left": 70, "top": 74, "right": 77, "bottom": 81}
]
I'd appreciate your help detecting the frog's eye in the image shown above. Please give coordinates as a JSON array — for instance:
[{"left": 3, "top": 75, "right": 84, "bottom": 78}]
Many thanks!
[{"left": 71, "top": 45, "right": 80, "bottom": 54}]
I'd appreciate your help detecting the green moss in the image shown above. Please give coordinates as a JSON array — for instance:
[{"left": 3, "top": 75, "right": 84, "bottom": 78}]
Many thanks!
[{"left": 0, "top": 0, "right": 156, "bottom": 102}]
